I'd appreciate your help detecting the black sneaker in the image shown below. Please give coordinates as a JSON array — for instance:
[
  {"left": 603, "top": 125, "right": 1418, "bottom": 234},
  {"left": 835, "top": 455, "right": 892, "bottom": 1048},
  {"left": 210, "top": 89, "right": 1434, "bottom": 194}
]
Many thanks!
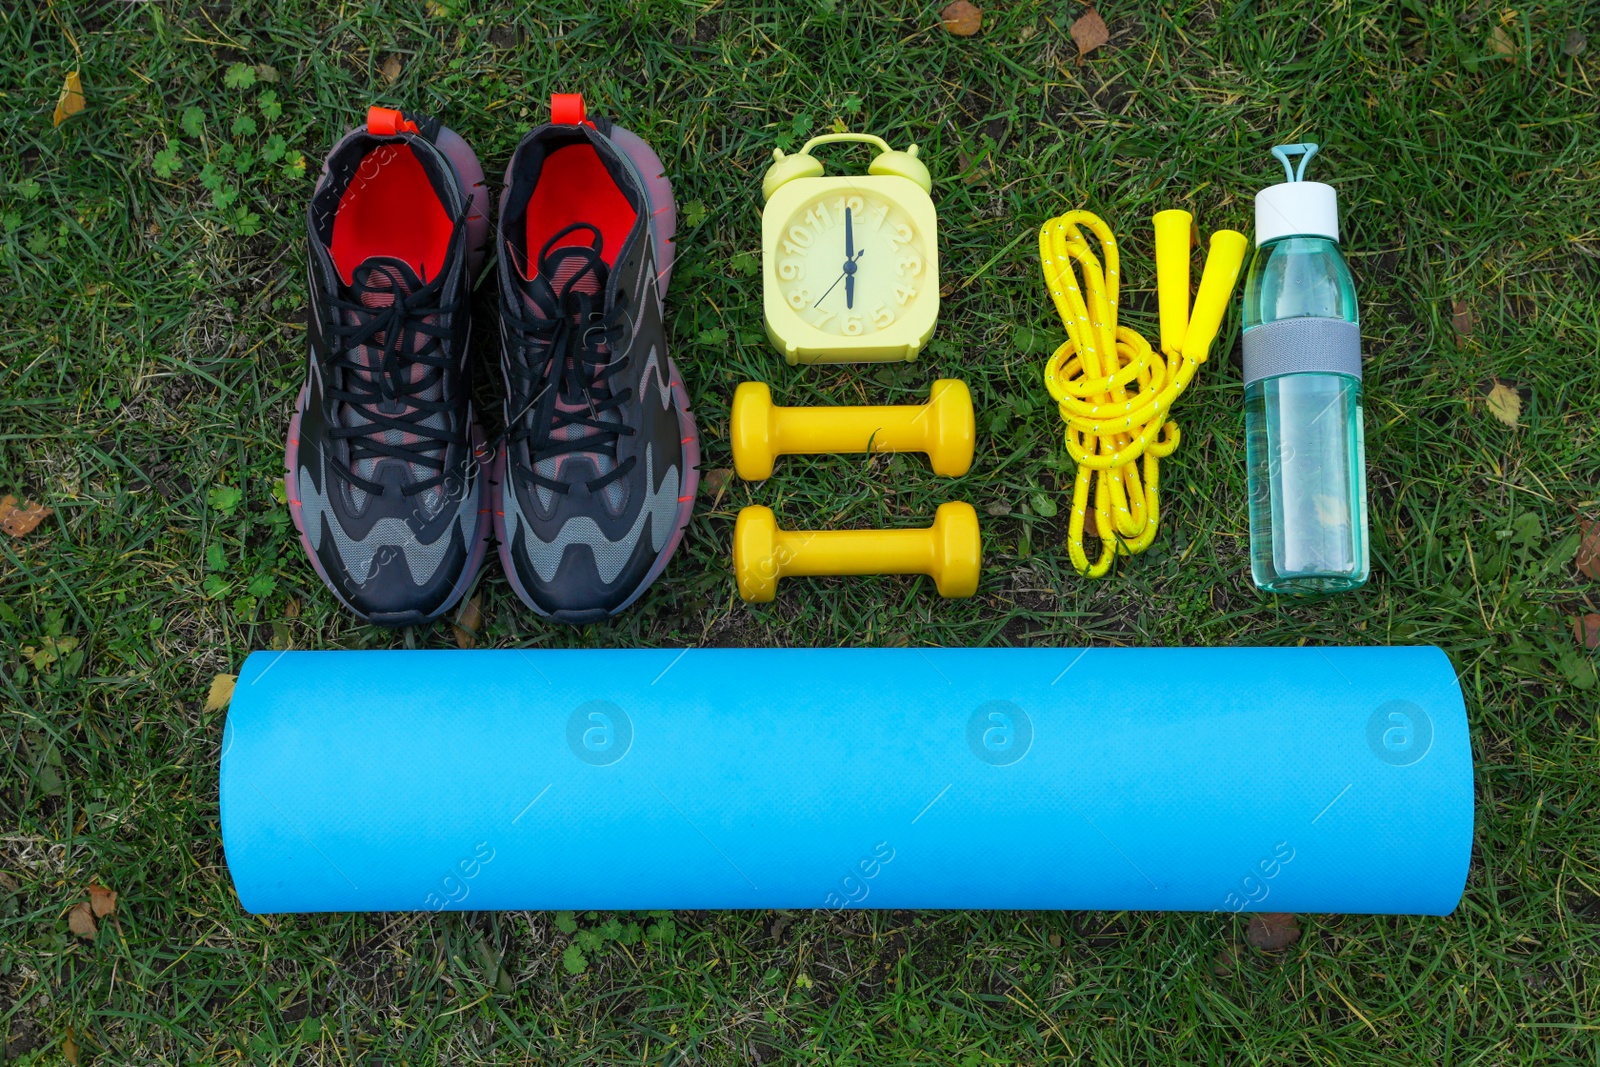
[
  {"left": 287, "top": 107, "right": 492, "bottom": 626},
  {"left": 493, "top": 93, "right": 699, "bottom": 624}
]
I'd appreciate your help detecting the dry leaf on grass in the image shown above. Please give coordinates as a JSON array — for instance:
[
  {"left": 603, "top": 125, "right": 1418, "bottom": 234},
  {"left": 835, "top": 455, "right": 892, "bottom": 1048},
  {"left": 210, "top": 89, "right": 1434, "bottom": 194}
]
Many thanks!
[
  {"left": 380, "top": 54, "right": 403, "bottom": 84},
  {"left": 940, "top": 1, "right": 982, "bottom": 36},
  {"left": 454, "top": 594, "right": 483, "bottom": 650},
  {"left": 1488, "top": 23, "right": 1516, "bottom": 60},
  {"left": 1450, "top": 299, "right": 1473, "bottom": 343},
  {"left": 1245, "top": 912, "right": 1301, "bottom": 951},
  {"left": 1573, "top": 614, "right": 1600, "bottom": 650},
  {"left": 68, "top": 901, "right": 97, "bottom": 939},
  {"left": 957, "top": 148, "right": 995, "bottom": 186},
  {"left": 1071, "top": 9, "right": 1110, "bottom": 57},
  {"left": 0, "top": 496, "right": 52, "bottom": 537},
  {"left": 699, "top": 467, "right": 734, "bottom": 510},
  {"left": 63, "top": 1027, "right": 80, "bottom": 1065},
  {"left": 89, "top": 884, "right": 118, "bottom": 918},
  {"left": 53, "top": 70, "right": 85, "bottom": 126},
  {"left": 204, "top": 673, "right": 237, "bottom": 712},
  {"left": 1577, "top": 520, "right": 1600, "bottom": 581},
  {"left": 1482, "top": 379, "right": 1521, "bottom": 427}
]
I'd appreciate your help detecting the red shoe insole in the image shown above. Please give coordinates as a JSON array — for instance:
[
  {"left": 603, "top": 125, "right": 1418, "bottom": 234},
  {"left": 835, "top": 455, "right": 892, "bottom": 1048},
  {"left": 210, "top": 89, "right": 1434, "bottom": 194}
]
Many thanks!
[
  {"left": 330, "top": 143, "right": 453, "bottom": 284},
  {"left": 522, "top": 143, "right": 638, "bottom": 276}
]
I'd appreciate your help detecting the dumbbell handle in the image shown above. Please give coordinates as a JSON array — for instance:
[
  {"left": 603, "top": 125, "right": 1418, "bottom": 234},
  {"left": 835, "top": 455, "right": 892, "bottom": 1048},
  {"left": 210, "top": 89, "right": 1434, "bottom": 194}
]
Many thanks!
[
  {"left": 733, "top": 379, "right": 974, "bottom": 480},
  {"left": 772, "top": 403, "right": 933, "bottom": 459},
  {"left": 771, "top": 527, "right": 941, "bottom": 579}
]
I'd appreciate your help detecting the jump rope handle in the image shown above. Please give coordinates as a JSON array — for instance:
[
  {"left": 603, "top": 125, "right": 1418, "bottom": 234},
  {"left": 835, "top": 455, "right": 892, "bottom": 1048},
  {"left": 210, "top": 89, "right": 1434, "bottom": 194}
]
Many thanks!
[{"left": 1152, "top": 210, "right": 1250, "bottom": 362}]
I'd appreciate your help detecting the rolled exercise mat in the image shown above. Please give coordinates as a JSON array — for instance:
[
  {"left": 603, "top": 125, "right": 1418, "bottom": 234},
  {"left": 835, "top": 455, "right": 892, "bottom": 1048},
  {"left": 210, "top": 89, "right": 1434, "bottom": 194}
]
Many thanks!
[{"left": 220, "top": 647, "right": 1472, "bottom": 915}]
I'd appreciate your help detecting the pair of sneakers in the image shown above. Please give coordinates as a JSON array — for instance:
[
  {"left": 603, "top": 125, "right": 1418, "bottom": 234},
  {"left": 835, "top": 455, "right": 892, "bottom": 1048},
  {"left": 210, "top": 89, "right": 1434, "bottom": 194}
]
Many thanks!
[{"left": 287, "top": 96, "right": 699, "bottom": 626}]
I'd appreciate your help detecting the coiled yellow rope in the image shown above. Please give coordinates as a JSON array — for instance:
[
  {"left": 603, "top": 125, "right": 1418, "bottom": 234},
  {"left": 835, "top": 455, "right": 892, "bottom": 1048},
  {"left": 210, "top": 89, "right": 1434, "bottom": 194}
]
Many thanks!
[{"left": 1038, "top": 210, "right": 1248, "bottom": 577}]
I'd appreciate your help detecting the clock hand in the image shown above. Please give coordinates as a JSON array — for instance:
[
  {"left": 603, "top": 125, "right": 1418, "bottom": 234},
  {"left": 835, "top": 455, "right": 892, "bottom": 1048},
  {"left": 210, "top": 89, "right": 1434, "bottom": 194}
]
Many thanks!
[
  {"left": 845, "top": 206, "right": 854, "bottom": 261},
  {"left": 813, "top": 270, "right": 846, "bottom": 308},
  {"left": 846, "top": 272, "right": 854, "bottom": 310},
  {"left": 813, "top": 251, "right": 864, "bottom": 310}
]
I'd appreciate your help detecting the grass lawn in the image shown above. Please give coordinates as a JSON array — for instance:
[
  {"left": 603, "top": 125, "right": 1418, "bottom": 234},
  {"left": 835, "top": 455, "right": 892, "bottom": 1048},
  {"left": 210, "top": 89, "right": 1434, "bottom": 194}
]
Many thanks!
[{"left": 3, "top": 0, "right": 1599, "bottom": 1062}]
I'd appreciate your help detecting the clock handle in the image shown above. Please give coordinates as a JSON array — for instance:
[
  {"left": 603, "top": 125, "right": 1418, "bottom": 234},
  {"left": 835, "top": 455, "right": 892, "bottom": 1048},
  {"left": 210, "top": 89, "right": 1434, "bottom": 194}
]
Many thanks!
[
  {"left": 796, "top": 133, "right": 934, "bottom": 195},
  {"left": 797, "top": 132, "right": 896, "bottom": 157},
  {"left": 764, "top": 133, "right": 934, "bottom": 200}
]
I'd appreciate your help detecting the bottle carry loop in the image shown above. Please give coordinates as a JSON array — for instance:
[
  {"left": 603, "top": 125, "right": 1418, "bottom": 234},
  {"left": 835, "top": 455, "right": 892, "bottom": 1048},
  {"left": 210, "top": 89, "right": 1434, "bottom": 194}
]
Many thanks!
[{"left": 1271, "top": 142, "right": 1320, "bottom": 183}]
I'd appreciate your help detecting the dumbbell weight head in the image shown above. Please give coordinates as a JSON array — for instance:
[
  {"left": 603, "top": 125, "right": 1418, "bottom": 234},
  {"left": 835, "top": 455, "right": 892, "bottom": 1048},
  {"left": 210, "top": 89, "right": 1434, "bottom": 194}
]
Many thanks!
[
  {"left": 733, "top": 505, "right": 780, "bottom": 602},
  {"left": 924, "top": 379, "right": 977, "bottom": 477},
  {"left": 730, "top": 382, "right": 779, "bottom": 482},
  {"left": 929, "top": 502, "right": 982, "bottom": 597}
]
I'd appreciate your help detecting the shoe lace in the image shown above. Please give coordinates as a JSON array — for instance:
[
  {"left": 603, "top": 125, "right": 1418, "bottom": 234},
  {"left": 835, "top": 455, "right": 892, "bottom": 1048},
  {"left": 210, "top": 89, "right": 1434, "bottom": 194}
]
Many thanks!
[
  {"left": 503, "top": 222, "right": 636, "bottom": 495},
  {"left": 323, "top": 218, "right": 466, "bottom": 499}
]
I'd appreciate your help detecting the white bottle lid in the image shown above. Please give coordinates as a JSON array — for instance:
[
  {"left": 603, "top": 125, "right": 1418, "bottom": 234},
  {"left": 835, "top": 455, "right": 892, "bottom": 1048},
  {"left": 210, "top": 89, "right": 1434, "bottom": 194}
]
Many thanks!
[{"left": 1255, "top": 180, "right": 1339, "bottom": 245}]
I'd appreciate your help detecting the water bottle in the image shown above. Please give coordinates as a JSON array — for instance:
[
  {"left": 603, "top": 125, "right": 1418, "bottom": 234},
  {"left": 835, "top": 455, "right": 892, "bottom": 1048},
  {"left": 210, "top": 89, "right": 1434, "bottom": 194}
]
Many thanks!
[{"left": 1242, "top": 143, "right": 1368, "bottom": 594}]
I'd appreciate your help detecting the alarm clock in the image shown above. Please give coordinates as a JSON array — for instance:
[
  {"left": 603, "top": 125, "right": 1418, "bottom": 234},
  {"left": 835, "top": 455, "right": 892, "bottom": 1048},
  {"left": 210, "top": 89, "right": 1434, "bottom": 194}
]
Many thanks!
[{"left": 761, "top": 133, "right": 939, "bottom": 364}]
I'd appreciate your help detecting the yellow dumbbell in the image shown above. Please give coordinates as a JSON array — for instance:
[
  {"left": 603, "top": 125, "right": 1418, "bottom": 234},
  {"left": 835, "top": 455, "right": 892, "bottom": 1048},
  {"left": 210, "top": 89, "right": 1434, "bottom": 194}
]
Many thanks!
[
  {"left": 733, "top": 502, "right": 982, "bottom": 602},
  {"left": 731, "top": 379, "right": 975, "bottom": 481}
]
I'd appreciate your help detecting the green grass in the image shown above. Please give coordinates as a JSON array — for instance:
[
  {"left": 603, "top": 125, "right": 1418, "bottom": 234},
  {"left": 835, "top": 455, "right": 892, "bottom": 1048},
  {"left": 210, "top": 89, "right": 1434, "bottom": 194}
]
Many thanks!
[{"left": 3, "top": 0, "right": 1598, "bottom": 1062}]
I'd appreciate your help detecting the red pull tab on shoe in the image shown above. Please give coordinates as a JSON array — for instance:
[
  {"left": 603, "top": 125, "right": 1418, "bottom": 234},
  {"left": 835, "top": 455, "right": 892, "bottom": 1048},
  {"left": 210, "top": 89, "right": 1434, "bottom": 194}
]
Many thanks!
[
  {"left": 551, "top": 93, "right": 587, "bottom": 126},
  {"left": 367, "top": 106, "right": 419, "bottom": 136}
]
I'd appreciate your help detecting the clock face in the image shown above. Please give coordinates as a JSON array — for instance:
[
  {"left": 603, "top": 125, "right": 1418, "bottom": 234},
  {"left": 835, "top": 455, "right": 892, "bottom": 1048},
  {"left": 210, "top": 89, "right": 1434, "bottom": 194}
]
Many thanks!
[{"left": 771, "top": 191, "right": 933, "bottom": 339}]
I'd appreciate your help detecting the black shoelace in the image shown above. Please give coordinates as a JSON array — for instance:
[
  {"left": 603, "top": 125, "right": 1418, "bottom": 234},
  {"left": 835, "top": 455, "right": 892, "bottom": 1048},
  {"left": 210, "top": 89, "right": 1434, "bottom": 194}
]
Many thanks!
[
  {"left": 503, "top": 223, "right": 636, "bottom": 495},
  {"left": 323, "top": 220, "right": 466, "bottom": 498}
]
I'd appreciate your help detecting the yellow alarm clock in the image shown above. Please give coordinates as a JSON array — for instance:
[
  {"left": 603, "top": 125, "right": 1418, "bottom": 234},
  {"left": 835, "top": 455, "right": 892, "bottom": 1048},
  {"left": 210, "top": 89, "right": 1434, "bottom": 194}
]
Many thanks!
[{"left": 761, "top": 133, "right": 939, "bottom": 364}]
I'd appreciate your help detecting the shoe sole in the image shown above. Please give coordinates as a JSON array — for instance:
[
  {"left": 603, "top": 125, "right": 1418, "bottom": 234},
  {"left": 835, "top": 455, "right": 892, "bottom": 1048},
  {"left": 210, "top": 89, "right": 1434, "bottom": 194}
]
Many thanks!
[
  {"left": 492, "top": 123, "right": 700, "bottom": 624},
  {"left": 286, "top": 121, "right": 494, "bottom": 627}
]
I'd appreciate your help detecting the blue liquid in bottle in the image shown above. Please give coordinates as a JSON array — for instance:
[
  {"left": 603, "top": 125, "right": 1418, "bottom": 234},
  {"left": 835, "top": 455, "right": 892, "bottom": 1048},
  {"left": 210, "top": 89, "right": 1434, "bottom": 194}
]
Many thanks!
[{"left": 1242, "top": 145, "right": 1368, "bottom": 594}]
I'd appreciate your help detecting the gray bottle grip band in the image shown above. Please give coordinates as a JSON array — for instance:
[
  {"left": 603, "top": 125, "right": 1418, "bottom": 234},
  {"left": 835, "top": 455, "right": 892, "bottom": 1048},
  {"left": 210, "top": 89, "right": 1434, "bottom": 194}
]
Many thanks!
[{"left": 1241, "top": 317, "right": 1362, "bottom": 387}]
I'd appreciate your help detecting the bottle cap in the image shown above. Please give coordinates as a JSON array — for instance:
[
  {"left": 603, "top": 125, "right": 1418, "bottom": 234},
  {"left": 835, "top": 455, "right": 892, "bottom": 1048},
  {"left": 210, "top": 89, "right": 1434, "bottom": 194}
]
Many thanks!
[{"left": 1255, "top": 143, "right": 1339, "bottom": 245}]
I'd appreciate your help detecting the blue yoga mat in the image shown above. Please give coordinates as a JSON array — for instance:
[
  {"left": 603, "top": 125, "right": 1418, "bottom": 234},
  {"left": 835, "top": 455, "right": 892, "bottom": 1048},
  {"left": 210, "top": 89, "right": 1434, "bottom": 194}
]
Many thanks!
[{"left": 220, "top": 647, "right": 1472, "bottom": 915}]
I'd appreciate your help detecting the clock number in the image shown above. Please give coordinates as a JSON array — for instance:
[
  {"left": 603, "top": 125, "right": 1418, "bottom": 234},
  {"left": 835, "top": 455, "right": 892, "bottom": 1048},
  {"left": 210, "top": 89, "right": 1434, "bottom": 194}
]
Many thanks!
[
  {"left": 778, "top": 259, "right": 804, "bottom": 281},
  {"left": 781, "top": 240, "right": 808, "bottom": 256},
  {"left": 787, "top": 287, "right": 814, "bottom": 310},
  {"left": 895, "top": 256, "right": 923, "bottom": 277},
  {"left": 887, "top": 222, "right": 914, "bottom": 251},
  {"left": 894, "top": 284, "right": 917, "bottom": 305},
  {"left": 787, "top": 225, "right": 814, "bottom": 248},
  {"left": 811, "top": 306, "right": 836, "bottom": 329},
  {"left": 867, "top": 202, "right": 888, "bottom": 232},
  {"left": 804, "top": 203, "right": 832, "bottom": 233},
  {"left": 834, "top": 195, "right": 865, "bottom": 217},
  {"left": 872, "top": 304, "right": 894, "bottom": 328},
  {"left": 842, "top": 314, "right": 863, "bottom": 336}
]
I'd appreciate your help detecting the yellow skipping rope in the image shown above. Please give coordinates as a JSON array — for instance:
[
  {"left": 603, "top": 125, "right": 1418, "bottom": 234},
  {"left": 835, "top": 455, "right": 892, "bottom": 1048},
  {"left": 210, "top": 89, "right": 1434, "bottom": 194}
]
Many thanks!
[{"left": 1037, "top": 209, "right": 1248, "bottom": 577}]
